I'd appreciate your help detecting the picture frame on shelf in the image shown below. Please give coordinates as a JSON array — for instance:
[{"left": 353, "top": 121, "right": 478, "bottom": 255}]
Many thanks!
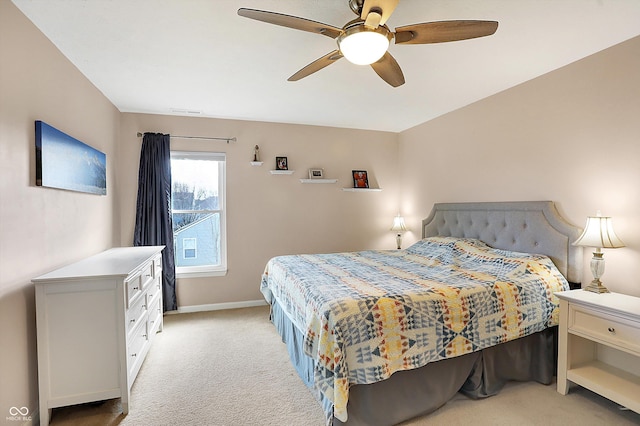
[
  {"left": 308, "top": 168, "right": 324, "bottom": 179},
  {"left": 352, "top": 170, "right": 369, "bottom": 188},
  {"left": 276, "top": 156, "right": 288, "bottom": 170}
]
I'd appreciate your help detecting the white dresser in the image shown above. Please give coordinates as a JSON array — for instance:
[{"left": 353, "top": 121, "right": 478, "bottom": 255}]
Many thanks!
[
  {"left": 556, "top": 289, "right": 640, "bottom": 414},
  {"left": 33, "top": 246, "right": 165, "bottom": 426}
]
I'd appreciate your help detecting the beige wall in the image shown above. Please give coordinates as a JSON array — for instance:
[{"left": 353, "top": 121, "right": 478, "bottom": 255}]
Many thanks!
[
  {"left": 0, "top": 1, "right": 121, "bottom": 418},
  {"left": 118, "top": 114, "right": 400, "bottom": 306},
  {"left": 399, "top": 35, "right": 640, "bottom": 297}
]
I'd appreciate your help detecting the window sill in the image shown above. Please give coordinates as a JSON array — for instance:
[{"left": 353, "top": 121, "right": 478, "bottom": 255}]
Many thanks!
[{"left": 176, "top": 269, "right": 227, "bottom": 279}]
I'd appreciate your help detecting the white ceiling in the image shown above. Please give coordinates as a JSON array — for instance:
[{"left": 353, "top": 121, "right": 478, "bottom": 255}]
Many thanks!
[{"left": 12, "top": 0, "right": 640, "bottom": 133}]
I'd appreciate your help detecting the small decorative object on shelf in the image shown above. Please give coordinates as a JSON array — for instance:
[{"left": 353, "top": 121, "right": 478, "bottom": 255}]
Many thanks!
[
  {"left": 276, "top": 156, "right": 288, "bottom": 171},
  {"left": 352, "top": 170, "right": 369, "bottom": 188},
  {"left": 250, "top": 145, "right": 263, "bottom": 165},
  {"left": 308, "top": 168, "right": 324, "bottom": 179}
]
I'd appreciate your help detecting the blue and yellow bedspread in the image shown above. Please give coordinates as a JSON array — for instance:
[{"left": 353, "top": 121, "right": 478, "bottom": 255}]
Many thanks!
[{"left": 260, "top": 237, "right": 569, "bottom": 423}]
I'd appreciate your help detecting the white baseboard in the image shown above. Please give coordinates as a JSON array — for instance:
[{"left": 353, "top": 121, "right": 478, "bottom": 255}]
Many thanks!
[{"left": 171, "top": 299, "right": 267, "bottom": 314}]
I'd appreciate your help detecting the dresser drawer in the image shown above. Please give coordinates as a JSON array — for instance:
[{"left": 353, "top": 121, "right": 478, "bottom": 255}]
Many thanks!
[
  {"left": 126, "top": 293, "right": 148, "bottom": 335},
  {"left": 569, "top": 305, "right": 640, "bottom": 355},
  {"left": 125, "top": 272, "right": 144, "bottom": 307},
  {"left": 154, "top": 255, "right": 163, "bottom": 277},
  {"left": 147, "top": 277, "right": 162, "bottom": 303},
  {"left": 128, "top": 320, "right": 149, "bottom": 367},
  {"left": 148, "top": 296, "right": 163, "bottom": 335},
  {"left": 140, "top": 260, "right": 155, "bottom": 290}
]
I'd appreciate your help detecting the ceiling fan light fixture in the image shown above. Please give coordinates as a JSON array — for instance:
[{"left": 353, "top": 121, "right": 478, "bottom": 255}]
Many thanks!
[{"left": 337, "top": 24, "right": 391, "bottom": 65}]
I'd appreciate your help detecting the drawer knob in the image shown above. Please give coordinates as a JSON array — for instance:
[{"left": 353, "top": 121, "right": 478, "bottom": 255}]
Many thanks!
[
  {"left": 130, "top": 319, "right": 136, "bottom": 323},
  {"left": 133, "top": 286, "right": 139, "bottom": 291},
  {"left": 607, "top": 327, "right": 616, "bottom": 334}
]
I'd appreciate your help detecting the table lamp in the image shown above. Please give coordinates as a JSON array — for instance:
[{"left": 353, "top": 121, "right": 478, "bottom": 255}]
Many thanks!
[
  {"left": 391, "top": 215, "right": 407, "bottom": 249},
  {"left": 573, "top": 212, "right": 625, "bottom": 293}
]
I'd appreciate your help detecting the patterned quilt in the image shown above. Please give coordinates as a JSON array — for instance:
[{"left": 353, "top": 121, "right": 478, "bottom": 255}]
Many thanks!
[{"left": 260, "top": 237, "right": 570, "bottom": 423}]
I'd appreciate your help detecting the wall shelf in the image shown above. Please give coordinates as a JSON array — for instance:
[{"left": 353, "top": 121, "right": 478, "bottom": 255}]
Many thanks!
[
  {"left": 270, "top": 170, "right": 295, "bottom": 175},
  {"left": 300, "top": 179, "right": 337, "bottom": 184},
  {"left": 250, "top": 161, "right": 263, "bottom": 166},
  {"left": 342, "top": 188, "right": 382, "bottom": 192}
]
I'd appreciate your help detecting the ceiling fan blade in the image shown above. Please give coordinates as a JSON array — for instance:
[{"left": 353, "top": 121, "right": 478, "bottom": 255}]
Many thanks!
[
  {"left": 370, "top": 51, "right": 405, "bottom": 87},
  {"left": 288, "top": 50, "right": 344, "bottom": 82},
  {"left": 395, "top": 20, "right": 498, "bottom": 44},
  {"left": 361, "top": 0, "right": 399, "bottom": 26},
  {"left": 238, "top": 8, "right": 343, "bottom": 39}
]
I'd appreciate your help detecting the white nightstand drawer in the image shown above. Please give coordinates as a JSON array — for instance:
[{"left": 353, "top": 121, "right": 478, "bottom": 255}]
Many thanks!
[{"left": 569, "top": 306, "right": 640, "bottom": 355}]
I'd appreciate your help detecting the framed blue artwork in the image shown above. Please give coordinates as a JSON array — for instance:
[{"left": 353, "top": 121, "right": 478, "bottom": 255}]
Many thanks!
[{"left": 35, "top": 121, "right": 106, "bottom": 195}]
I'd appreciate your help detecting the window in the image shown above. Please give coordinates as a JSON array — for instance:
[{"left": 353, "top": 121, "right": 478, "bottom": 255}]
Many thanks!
[
  {"left": 171, "top": 151, "right": 226, "bottom": 277},
  {"left": 183, "top": 238, "right": 197, "bottom": 259}
]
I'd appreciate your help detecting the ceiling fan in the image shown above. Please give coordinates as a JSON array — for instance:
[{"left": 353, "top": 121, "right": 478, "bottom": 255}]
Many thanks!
[{"left": 238, "top": 0, "right": 498, "bottom": 87}]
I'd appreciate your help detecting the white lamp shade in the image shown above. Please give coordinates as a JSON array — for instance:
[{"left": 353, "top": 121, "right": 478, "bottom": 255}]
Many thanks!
[
  {"left": 573, "top": 216, "right": 625, "bottom": 249},
  {"left": 338, "top": 26, "right": 390, "bottom": 65},
  {"left": 391, "top": 215, "right": 407, "bottom": 232}
]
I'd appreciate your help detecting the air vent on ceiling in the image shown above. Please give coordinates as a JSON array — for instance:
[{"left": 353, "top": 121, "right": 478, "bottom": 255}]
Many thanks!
[{"left": 170, "top": 108, "right": 202, "bottom": 115}]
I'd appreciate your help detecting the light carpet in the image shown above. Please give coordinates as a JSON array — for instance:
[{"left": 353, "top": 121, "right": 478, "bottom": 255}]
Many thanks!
[{"left": 49, "top": 306, "right": 640, "bottom": 426}]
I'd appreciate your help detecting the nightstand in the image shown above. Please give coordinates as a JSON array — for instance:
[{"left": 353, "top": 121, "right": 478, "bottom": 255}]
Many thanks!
[{"left": 556, "top": 290, "right": 640, "bottom": 414}]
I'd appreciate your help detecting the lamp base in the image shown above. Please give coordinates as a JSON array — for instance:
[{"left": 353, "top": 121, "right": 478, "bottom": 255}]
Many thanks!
[
  {"left": 396, "top": 233, "right": 402, "bottom": 250},
  {"left": 583, "top": 279, "right": 610, "bottom": 294}
]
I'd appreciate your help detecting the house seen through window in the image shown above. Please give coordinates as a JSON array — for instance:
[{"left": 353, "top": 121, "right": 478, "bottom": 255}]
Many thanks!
[
  {"left": 170, "top": 151, "right": 226, "bottom": 276},
  {"left": 183, "top": 238, "right": 197, "bottom": 259}
]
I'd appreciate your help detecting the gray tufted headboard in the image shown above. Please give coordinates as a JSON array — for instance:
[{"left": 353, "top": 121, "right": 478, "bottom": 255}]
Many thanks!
[{"left": 422, "top": 201, "right": 583, "bottom": 285}]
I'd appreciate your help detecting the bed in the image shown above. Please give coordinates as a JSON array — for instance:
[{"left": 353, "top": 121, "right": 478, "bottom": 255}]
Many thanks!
[{"left": 261, "top": 201, "right": 583, "bottom": 425}]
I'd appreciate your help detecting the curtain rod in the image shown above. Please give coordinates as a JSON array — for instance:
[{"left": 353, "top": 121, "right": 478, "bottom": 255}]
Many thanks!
[{"left": 136, "top": 132, "right": 236, "bottom": 143}]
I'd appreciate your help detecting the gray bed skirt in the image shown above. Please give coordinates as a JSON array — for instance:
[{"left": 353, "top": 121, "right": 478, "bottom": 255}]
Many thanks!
[{"left": 271, "top": 300, "right": 557, "bottom": 426}]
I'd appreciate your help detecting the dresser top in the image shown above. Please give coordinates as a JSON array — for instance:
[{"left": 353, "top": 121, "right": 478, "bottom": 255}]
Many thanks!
[
  {"left": 556, "top": 289, "right": 640, "bottom": 320},
  {"left": 33, "top": 246, "right": 164, "bottom": 282}
]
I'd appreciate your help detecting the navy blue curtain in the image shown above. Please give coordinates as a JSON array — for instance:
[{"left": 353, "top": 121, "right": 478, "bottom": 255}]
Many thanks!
[{"left": 134, "top": 132, "right": 177, "bottom": 312}]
